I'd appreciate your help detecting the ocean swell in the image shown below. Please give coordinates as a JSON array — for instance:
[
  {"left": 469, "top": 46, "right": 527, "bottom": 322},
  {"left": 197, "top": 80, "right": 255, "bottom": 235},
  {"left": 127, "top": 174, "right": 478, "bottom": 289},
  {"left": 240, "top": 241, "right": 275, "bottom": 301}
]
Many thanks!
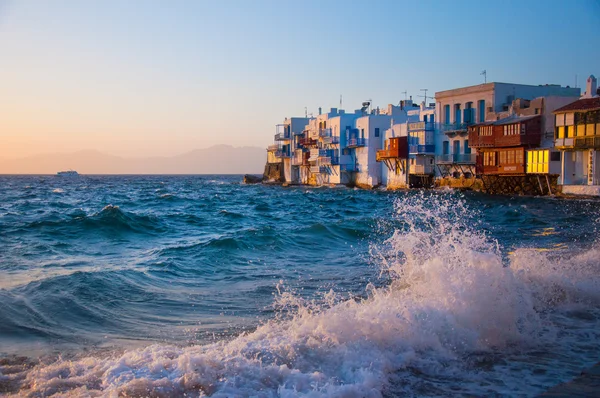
[{"left": 3, "top": 194, "right": 600, "bottom": 397}]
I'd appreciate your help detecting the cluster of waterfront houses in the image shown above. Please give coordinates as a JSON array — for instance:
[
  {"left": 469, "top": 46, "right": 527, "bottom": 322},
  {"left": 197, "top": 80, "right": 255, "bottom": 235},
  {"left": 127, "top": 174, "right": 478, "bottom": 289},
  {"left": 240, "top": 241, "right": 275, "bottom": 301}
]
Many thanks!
[{"left": 264, "top": 75, "right": 600, "bottom": 196}]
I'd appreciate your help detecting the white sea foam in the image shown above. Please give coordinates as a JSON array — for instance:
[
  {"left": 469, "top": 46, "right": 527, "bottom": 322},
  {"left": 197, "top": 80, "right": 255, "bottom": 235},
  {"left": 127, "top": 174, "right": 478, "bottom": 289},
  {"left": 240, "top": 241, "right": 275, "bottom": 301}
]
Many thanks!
[
  {"left": 4, "top": 193, "right": 600, "bottom": 397},
  {"left": 51, "top": 188, "right": 64, "bottom": 193}
]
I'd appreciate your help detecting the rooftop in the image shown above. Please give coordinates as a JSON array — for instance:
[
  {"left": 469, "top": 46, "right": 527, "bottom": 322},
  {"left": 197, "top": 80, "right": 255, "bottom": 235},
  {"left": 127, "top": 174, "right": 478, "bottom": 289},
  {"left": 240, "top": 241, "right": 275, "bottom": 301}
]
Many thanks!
[{"left": 553, "top": 97, "right": 600, "bottom": 113}]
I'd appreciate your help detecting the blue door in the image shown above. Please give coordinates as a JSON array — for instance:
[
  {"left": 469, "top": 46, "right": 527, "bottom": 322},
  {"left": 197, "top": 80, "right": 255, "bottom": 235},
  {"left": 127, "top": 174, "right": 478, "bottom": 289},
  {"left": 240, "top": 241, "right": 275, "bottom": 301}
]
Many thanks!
[
  {"left": 478, "top": 100, "right": 485, "bottom": 123},
  {"left": 455, "top": 105, "right": 461, "bottom": 124},
  {"left": 443, "top": 141, "right": 449, "bottom": 155},
  {"left": 453, "top": 140, "right": 460, "bottom": 154},
  {"left": 444, "top": 105, "right": 450, "bottom": 124}
]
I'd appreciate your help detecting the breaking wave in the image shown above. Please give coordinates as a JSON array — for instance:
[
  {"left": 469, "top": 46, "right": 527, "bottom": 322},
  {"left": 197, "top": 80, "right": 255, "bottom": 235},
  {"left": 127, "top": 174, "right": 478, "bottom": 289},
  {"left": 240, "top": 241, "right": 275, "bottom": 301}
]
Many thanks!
[{"left": 3, "top": 193, "right": 600, "bottom": 397}]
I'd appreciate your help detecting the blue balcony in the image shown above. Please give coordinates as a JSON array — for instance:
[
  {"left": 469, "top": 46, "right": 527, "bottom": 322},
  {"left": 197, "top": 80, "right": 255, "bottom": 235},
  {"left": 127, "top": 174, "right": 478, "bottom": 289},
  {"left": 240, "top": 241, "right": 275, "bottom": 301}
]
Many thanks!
[
  {"left": 319, "top": 128, "right": 332, "bottom": 138},
  {"left": 441, "top": 122, "right": 473, "bottom": 135},
  {"left": 321, "top": 135, "right": 340, "bottom": 145},
  {"left": 340, "top": 163, "right": 358, "bottom": 172},
  {"left": 346, "top": 138, "right": 366, "bottom": 148},
  {"left": 409, "top": 144, "right": 435, "bottom": 155},
  {"left": 408, "top": 121, "right": 435, "bottom": 132},
  {"left": 319, "top": 156, "right": 340, "bottom": 165},
  {"left": 435, "top": 154, "right": 476, "bottom": 164},
  {"left": 275, "top": 149, "right": 291, "bottom": 158},
  {"left": 319, "top": 149, "right": 339, "bottom": 157}
]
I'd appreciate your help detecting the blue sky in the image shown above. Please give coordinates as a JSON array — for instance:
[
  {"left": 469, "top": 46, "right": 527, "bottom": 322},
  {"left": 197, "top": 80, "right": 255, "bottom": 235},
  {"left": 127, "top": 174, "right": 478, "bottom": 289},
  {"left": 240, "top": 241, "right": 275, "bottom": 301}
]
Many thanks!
[{"left": 1, "top": 0, "right": 599, "bottom": 157}]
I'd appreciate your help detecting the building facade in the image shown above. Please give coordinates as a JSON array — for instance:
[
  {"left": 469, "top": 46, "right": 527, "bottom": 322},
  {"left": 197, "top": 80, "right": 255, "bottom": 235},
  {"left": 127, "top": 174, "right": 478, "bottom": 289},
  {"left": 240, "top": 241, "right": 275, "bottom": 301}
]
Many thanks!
[
  {"left": 554, "top": 75, "right": 600, "bottom": 195},
  {"left": 435, "top": 82, "right": 580, "bottom": 184}
]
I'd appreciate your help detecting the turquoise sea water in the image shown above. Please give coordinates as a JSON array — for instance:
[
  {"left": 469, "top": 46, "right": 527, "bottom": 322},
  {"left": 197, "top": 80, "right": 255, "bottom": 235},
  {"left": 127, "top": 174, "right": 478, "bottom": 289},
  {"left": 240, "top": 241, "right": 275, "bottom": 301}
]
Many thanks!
[{"left": 0, "top": 175, "right": 599, "bottom": 397}]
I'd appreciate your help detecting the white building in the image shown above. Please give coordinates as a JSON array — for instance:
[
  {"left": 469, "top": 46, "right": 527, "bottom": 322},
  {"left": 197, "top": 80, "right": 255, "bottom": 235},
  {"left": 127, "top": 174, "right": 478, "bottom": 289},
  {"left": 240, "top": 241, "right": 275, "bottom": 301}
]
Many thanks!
[{"left": 270, "top": 116, "right": 312, "bottom": 184}]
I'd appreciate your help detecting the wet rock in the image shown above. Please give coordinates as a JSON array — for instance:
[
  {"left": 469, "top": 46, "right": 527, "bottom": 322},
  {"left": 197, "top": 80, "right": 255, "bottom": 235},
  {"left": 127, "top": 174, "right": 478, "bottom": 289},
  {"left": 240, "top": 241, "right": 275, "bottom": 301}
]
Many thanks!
[{"left": 243, "top": 174, "right": 262, "bottom": 184}]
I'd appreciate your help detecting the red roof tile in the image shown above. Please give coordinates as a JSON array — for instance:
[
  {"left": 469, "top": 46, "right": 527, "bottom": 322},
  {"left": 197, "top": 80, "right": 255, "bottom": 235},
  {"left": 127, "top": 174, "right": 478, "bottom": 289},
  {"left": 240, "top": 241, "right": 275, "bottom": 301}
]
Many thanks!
[{"left": 553, "top": 97, "right": 600, "bottom": 113}]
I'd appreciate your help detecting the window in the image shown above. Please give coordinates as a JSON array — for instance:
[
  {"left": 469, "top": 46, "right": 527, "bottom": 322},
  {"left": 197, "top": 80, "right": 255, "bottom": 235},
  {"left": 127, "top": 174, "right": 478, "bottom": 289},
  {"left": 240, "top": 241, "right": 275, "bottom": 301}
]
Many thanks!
[
  {"left": 484, "top": 152, "right": 496, "bottom": 166},
  {"left": 577, "top": 125, "right": 586, "bottom": 137},
  {"left": 499, "top": 151, "right": 507, "bottom": 165},
  {"left": 566, "top": 125, "right": 574, "bottom": 138},
  {"left": 550, "top": 152, "right": 561, "bottom": 161},
  {"left": 586, "top": 124, "right": 595, "bottom": 136},
  {"left": 521, "top": 124, "right": 526, "bottom": 135},
  {"left": 507, "top": 150, "right": 515, "bottom": 164},
  {"left": 516, "top": 149, "right": 523, "bottom": 164},
  {"left": 375, "top": 128, "right": 380, "bottom": 137},
  {"left": 361, "top": 128, "right": 365, "bottom": 139}
]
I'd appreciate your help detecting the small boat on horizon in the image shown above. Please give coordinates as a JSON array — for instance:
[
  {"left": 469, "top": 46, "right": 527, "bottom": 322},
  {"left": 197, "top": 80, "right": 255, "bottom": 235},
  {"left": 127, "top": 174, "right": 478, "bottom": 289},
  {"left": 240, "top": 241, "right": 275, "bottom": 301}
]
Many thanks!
[{"left": 57, "top": 170, "right": 79, "bottom": 177}]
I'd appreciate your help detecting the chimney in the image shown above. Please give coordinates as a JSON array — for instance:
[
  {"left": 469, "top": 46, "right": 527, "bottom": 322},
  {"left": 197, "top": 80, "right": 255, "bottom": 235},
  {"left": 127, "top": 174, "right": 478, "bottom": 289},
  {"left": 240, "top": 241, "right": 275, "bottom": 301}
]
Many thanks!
[
  {"left": 318, "top": 107, "right": 322, "bottom": 115},
  {"left": 585, "top": 75, "right": 597, "bottom": 98}
]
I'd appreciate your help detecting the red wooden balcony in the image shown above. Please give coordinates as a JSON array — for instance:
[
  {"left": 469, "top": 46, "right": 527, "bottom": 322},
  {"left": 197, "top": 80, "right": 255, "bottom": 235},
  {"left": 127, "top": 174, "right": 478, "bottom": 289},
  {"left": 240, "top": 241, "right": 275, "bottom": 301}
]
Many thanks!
[{"left": 376, "top": 137, "right": 408, "bottom": 161}]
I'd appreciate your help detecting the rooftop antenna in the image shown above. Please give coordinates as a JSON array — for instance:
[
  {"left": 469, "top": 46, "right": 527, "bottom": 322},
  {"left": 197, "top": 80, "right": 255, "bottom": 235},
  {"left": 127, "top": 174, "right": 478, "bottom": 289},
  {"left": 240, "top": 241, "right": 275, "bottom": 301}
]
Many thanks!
[
  {"left": 481, "top": 70, "right": 487, "bottom": 84},
  {"left": 575, "top": 74, "right": 578, "bottom": 88},
  {"left": 419, "top": 89, "right": 429, "bottom": 104},
  {"left": 340, "top": 94, "right": 343, "bottom": 109},
  {"left": 305, "top": 107, "right": 307, "bottom": 118}
]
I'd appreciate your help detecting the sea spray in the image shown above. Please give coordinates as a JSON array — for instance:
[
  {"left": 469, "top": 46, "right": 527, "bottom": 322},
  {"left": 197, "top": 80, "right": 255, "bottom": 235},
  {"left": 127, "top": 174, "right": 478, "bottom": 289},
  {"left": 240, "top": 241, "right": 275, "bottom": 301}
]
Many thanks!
[{"left": 3, "top": 192, "right": 600, "bottom": 397}]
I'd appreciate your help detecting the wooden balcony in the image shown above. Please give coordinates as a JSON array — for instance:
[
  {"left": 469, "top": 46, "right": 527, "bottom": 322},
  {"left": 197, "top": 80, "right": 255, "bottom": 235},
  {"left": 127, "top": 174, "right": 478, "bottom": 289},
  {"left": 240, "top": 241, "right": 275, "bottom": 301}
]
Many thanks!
[
  {"left": 495, "top": 133, "right": 541, "bottom": 148},
  {"left": 376, "top": 137, "right": 408, "bottom": 161},
  {"left": 298, "top": 137, "right": 317, "bottom": 146},
  {"left": 482, "top": 164, "right": 525, "bottom": 175}
]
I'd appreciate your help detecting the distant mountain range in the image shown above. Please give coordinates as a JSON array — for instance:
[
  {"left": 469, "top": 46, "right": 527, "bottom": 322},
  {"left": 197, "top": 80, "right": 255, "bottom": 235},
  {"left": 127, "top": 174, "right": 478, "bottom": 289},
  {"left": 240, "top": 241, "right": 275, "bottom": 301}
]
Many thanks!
[{"left": 0, "top": 145, "right": 266, "bottom": 174}]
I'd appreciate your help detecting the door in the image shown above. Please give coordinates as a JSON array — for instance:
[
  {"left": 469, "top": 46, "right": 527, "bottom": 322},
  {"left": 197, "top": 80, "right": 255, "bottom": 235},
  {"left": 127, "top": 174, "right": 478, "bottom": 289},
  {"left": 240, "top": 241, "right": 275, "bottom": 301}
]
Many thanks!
[
  {"left": 453, "top": 140, "right": 460, "bottom": 154},
  {"left": 443, "top": 141, "right": 449, "bottom": 155}
]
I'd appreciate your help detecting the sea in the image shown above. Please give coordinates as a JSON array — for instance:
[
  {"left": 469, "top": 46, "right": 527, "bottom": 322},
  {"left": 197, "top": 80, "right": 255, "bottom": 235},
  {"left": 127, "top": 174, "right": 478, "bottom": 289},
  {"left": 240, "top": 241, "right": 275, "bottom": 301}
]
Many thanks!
[{"left": 0, "top": 174, "right": 599, "bottom": 397}]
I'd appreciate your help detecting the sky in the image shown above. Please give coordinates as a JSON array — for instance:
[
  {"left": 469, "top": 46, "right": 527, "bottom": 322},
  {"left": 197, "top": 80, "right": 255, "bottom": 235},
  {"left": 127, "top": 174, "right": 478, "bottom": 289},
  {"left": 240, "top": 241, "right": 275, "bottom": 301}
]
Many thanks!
[{"left": 1, "top": 0, "right": 599, "bottom": 159}]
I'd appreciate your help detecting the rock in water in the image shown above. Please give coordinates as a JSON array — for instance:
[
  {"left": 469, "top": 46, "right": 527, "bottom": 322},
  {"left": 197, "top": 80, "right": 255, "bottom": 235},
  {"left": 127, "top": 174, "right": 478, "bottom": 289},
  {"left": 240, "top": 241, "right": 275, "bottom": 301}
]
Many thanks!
[{"left": 243, "top": 174, "right": 262, "bottom": 184}]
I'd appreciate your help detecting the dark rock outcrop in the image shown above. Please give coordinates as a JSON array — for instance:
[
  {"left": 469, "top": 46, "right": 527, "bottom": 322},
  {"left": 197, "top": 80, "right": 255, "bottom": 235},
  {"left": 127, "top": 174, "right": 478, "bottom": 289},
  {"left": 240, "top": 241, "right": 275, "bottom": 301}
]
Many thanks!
[{"left": 243, "top": 174, "right": 262, "bottom": 184}]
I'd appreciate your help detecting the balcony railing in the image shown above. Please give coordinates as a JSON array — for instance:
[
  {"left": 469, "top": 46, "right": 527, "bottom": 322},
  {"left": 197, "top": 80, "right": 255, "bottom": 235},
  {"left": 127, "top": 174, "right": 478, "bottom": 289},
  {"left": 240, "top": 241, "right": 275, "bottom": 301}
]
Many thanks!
[
  {"left": 298, "top": 137, "right": 318, "bottom": 147},
  {"left": 310, "top": 166, "right": 320, "bottom": 173},
  {"left": 436, "top": 154, "right": 476, "bottom": 164},
  {"left": 574, "top": 136, "right": 600, "bottom": 149},
  {"left": 408, "top": 121, "right": 435, "bottom": 132},
  {"left": 319, "top": 156, "right": 340, "bottom": 165},
  {"left": 319, "top": 128, "right": 332, "bottom": 138},
  {"left": 441, "top": 122, "right": 472, "bottom": 134},
  {"left": 274, "top": 150, "right": 291, "bottom": 158},
  {"left": 321, "top": 136, "right": 340, "bottom": 145},
  {"left": 319, "top": 149, "right": 339, "bottom": 157},
  {"left": 409, "top": 144, "right": 435, "bottom": 154},
  {"left": 410, "top": 165, "right": 434, "bottom": 175},
  {"left": 340, "top": 163, "right": 358, "bottom": 172},
  {"left": 347, "top": 138, "right": 366, "bottom": 147},
  {"left": 274, "top": 131, "right": 291, "bottom": 141}
]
